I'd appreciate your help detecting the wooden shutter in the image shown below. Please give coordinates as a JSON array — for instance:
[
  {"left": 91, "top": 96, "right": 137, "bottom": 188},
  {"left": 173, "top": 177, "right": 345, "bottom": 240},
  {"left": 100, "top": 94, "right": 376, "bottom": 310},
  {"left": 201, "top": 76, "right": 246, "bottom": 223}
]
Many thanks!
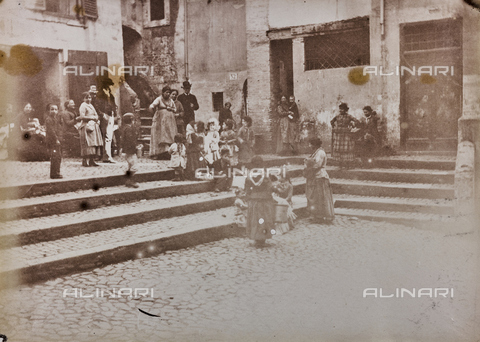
[{"left": 83, "top": 0, "right": 98, "bottom": 18}]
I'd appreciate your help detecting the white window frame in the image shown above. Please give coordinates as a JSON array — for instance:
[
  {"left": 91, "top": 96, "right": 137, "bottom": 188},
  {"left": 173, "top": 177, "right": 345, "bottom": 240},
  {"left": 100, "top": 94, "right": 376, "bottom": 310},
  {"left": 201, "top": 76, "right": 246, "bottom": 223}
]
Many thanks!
[{"left": 144, "top": 0, "right": 170, "bottom": 28}]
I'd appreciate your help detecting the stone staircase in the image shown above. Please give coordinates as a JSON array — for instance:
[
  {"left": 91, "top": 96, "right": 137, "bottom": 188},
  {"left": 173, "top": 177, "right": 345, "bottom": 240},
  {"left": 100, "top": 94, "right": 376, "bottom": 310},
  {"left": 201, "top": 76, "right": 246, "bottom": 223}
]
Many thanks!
[{"left": 0, "top": 154, "right": 457, "bottom": 287}]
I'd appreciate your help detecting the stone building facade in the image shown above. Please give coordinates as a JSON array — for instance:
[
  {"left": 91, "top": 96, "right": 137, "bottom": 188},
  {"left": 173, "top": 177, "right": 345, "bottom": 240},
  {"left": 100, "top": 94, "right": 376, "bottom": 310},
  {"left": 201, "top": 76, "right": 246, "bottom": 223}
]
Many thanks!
[{"left": 0, "top": 0, "right": 124, "bottom": 118}]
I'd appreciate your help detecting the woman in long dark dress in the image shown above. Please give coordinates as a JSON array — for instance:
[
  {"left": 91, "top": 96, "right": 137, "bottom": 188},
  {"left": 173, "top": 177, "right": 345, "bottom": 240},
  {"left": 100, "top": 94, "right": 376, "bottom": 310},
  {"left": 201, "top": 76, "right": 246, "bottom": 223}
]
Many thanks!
[
  {"left": 237, "top": 116, "right": 254, "bottom": 166},
  {"left": 185, "top": 120, "right": 206, "bottom": 180},
  {"left": 330, "top": 102, "right": 360, "bottom": 168},
  {"left": 304, "top": 138, "right": 335, "bottom": 223},
  {"left": 275, "top": 96, "right": 290, "bottom": 154},
  {"left": 245, "top": 156, "right": 275, "bottom": 247},
  {"left": 357, "top": 106, "right": 380, "bottom": 164}
]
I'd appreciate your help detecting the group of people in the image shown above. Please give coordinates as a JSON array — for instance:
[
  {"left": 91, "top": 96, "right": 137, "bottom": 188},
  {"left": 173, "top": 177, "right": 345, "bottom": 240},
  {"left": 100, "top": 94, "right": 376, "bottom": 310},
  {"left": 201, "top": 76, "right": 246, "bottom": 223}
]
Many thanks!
[
  {"left": 330, "top": 102, "right": 381, "bottom": 168},
  {"left": 148, "top": 82, "right": 255, "bottom": 191},
  {"left": 233, "top": 136, "right": 335, "bottom": 248}
]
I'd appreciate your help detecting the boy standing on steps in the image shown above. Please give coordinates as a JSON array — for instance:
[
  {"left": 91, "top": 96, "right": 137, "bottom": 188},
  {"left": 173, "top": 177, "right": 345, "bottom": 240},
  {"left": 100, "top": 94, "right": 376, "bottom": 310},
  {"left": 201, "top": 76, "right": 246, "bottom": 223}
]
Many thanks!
[
  {"left": 45, "top": 103, "right": 63, "bottom": 179},
  {"left": 121, "top": 113, "right": 139, "bottom": 188}
]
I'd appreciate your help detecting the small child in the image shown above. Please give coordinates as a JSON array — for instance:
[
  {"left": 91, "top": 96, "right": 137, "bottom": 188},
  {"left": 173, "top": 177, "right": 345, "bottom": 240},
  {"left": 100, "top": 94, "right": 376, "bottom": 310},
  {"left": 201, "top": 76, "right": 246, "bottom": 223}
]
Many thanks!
[
  {"left": 45, "top": 103, "right": 63, "bottom": 179},
  {"left": 168, "top": 133, "right": 187, "bottom": 181},
  {"left": 234, "top": 188, "right": 248, "bottom": 228},
  {"left": 204, "top": 118, "right": 220, "bottom": 165},
  {"left": 121, "top": 113, "right": 140, "bottom": 188}
]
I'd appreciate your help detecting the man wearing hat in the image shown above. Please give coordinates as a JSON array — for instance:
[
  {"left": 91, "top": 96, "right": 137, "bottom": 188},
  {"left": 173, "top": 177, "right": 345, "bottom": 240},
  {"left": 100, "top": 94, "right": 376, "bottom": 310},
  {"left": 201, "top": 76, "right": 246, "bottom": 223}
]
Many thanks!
[{"left": 177, "top": 81, "right": 199, "bottom": 129}]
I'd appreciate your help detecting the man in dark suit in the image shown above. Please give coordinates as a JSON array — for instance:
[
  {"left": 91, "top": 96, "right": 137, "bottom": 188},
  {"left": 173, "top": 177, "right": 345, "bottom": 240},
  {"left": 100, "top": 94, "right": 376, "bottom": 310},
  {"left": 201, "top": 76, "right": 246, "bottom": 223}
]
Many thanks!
[{"left": 177, "top": 81, "right": 199, "bottom": 129}]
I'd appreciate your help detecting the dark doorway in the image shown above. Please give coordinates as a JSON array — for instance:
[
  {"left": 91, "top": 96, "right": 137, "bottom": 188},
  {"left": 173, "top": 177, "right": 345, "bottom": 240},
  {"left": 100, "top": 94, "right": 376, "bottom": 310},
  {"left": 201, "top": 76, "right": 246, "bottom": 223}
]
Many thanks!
[
  {"left": 270, "top": 39, "right": 294, "bottom": 106},
  {"left": 400, "top": 18, "right": 463, "bottom": 151}
]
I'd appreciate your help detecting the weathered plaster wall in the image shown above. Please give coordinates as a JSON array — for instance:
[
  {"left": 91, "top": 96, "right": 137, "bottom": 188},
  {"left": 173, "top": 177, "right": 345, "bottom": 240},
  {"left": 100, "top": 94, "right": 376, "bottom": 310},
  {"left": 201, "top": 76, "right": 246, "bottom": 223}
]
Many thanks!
[
  {"left": 0, "top": 0, "right": 124, "bottom": 112},
  {"left": 246, "top": 0, "right": 272, "bottom": 150},
  {"left": 269, "top": 0, "right": 371, "bottom": 29},
  {"left": 181, "top": 0, "right": 247, "bottom": 124}
]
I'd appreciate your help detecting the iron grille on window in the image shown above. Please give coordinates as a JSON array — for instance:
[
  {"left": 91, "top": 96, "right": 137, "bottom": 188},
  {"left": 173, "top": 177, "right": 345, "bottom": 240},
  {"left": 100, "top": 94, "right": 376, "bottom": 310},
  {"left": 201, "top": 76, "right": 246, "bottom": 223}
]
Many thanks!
[
  {"left": 304, "top": 27, "right": 370, "bottom": 71},
  {"left": 402, "top": 20, "right": 461, "bottom": 52}
]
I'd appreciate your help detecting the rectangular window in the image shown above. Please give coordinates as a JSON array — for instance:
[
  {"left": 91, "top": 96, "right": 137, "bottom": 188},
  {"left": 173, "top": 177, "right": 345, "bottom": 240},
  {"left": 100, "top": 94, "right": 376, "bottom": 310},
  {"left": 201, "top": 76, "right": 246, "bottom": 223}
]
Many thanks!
[
  {"left": 304, "top": 26, "right": 370, "bottom": 71},
  {"left": 150, "top": 0, "right": 165, "bottom": 21},
  {"left": 402, "top": 19, "right": 461, "bottom": 52},
  {"left": 212, "top": 92, "right": 224, "bottom": 112},
  {"left": 27, "top": 0, "right": 93, "bottom": 18},
  {"left": 144, "top": 0, "right": 170, "bottom": 27}
]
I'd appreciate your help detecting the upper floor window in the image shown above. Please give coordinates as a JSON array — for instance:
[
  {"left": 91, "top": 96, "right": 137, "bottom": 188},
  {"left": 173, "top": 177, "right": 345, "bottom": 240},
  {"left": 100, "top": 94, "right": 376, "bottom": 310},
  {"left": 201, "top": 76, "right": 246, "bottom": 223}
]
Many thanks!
[
  {"left": 26, "top": 0, "right": 98, "bottom": 19},
  {"left": 144, "top": 0, "right": 170, "bottom": 27},
  {"left": 304, "top": 24, "right": 370, "bottom": 71}
]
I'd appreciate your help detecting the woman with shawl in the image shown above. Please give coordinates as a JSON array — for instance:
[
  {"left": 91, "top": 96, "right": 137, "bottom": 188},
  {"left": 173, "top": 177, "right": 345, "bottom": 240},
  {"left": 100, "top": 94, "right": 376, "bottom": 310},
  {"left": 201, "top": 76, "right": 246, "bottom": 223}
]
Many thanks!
[
  {"left": 77, "top": 92, "right": 103, "bottom": 166},
  {"left": 149, "top": 86, "right": 177, "bottom": 158}
]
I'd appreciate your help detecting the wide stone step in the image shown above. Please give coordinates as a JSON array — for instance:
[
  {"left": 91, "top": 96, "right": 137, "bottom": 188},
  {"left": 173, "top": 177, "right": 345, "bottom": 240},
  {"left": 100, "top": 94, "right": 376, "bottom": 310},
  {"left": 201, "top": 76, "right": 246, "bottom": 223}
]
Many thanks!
[
  {"left": 0, "top": 155, "right": 305, "bottom": 200},
  {"left": 328, "top": 156, "right": 455, "bottom": 170},
  {"left": 0, "top": 197, "right": 309, "bottom": 287},
  {"left": 327, "top": 168, "right": 454, "bottom": 184},
  {"left": 0, "top": 180, "right": 212, "bottom": 221},
  {"left": 330, "top": 179, "right": 454, "bottom": 199},
  {"left": 333, "top": 194, "right": 454, "bottom": 215},
  {"left": 334, "top": 207, "right": 455, "bottom": 228}
]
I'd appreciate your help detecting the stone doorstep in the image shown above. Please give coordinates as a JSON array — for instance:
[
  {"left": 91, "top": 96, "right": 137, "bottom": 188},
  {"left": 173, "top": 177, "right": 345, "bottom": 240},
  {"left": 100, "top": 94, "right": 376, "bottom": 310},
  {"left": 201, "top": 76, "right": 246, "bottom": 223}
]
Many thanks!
[
  {"left": 0, "top": 196, "right": 463, "bottom": 288},
  {"left": 0, "top": 155, "right": 307, "bottom": 201},
  {"left": 334, "top": 196, "right": 455, "bottom": 215}
]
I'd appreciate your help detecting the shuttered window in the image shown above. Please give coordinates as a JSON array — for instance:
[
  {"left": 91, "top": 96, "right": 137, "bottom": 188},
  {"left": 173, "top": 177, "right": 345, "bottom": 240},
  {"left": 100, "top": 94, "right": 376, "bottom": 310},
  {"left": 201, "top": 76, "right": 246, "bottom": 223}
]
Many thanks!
[{"left": 83, "top": 0, "right": 98, "bottom": 18}]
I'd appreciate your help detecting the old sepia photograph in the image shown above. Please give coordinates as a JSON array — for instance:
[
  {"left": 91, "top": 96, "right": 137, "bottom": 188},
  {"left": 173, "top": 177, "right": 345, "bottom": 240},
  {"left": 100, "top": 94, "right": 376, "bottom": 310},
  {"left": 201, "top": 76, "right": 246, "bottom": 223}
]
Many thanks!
[{"left": 0, "top": 0, "right": 479, "bottom": 340}]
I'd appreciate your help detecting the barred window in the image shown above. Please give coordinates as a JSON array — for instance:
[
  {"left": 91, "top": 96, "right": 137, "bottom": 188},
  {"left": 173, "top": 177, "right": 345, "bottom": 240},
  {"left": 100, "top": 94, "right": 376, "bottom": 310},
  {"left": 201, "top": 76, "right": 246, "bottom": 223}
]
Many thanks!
[
  {"left": 402, "top": 20, "right": 461, "bottom": 52},
  {"left": 304, "top": 27, "right": 370, "bottom": 71}
]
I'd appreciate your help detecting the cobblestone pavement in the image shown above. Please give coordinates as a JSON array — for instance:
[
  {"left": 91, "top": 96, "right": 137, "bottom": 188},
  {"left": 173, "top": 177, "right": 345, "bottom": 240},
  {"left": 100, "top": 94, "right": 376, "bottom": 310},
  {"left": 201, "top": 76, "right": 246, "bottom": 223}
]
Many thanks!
[{"left": 0, "top": 216, "right": 477, "bottom": 342}]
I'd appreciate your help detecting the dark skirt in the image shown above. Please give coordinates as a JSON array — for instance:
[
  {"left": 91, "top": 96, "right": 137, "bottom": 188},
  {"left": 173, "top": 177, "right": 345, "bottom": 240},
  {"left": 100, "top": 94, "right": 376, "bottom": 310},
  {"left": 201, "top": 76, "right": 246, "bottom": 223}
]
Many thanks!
[
  {"left": 305, "top": 177, "right": 335, "bottom": 221},
  {"left": 246, "top": 199, "right": 275, "bottom": 241},
  {"left": 185, "top": 150, "right": 206, "bottom": 180},
  {"left": 333, "top": 131, "right": 355, "bottom": 161}
]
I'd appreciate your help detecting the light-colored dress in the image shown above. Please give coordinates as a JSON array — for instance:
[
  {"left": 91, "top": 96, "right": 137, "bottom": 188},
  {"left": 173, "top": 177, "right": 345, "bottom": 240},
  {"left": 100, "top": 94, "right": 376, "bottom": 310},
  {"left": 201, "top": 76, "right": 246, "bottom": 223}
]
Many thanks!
[
  {"left": 78, "top": 102, "right": 103, "bottom": 156},
  {"left": 304, "top": 148, "right": 335, "bottom": 221},
  {"left": 204, "top": 130, "right": 220, "bottom": 165},
  {"left": 150, "top": 96, "right": 177, "bottom": 156}
]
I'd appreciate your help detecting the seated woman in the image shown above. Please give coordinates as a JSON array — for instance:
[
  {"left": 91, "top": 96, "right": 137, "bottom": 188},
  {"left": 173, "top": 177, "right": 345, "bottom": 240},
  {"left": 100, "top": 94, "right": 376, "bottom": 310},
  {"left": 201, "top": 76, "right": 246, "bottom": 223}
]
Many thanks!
[{"left": 15, "top": 103, "right": 48, "bottom": 161}]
